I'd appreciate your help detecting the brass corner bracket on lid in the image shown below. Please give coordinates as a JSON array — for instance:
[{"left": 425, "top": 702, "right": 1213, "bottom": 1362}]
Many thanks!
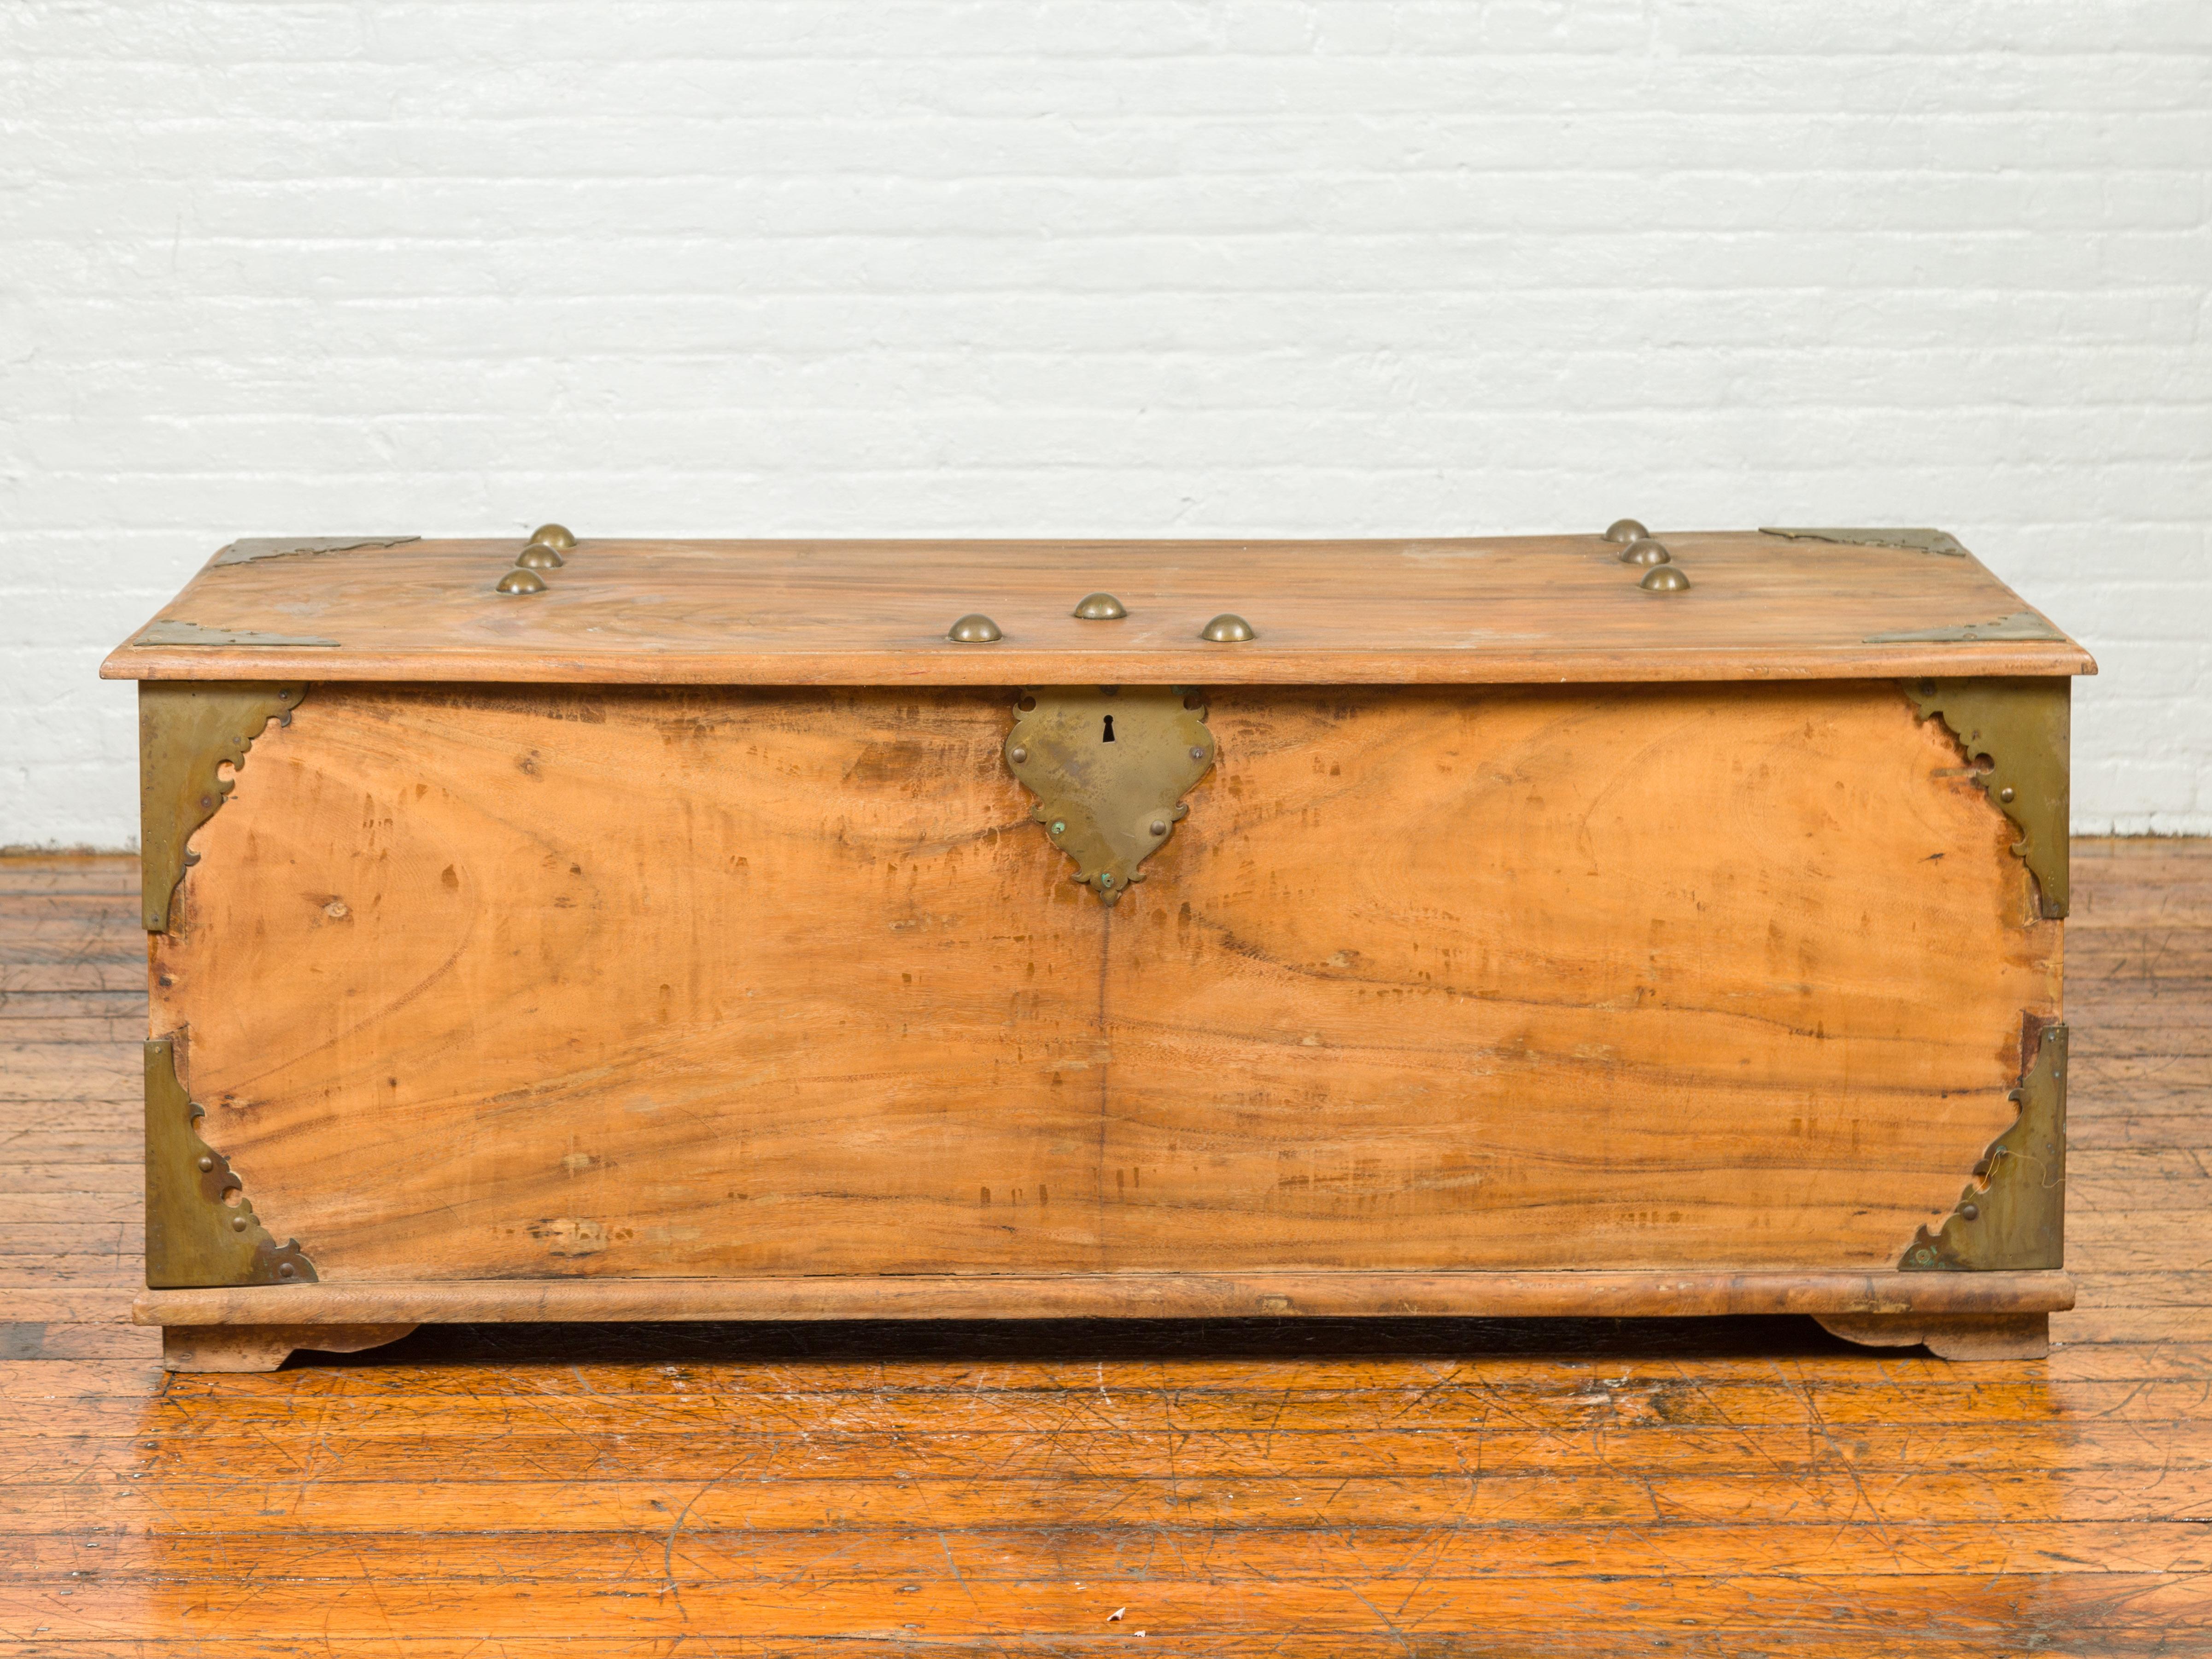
[
  {"left": 1760, "top": 526, "right": 1970, "bottom": 558},
  {"left": 1901, "top": 1024, "right": 2066, "bottom": 1272},
  {"left": 1005, "top": 686, "right": 1216, "bottom": 904},
  {"left": 139, "top": 682, "right": 308, "bottom": 933},
  {"left": 144, "top": 1038, "right": 316, "bottom": 1289},
  {"left": 1905, "top": 678, "right": 2070, "bottom": 918}
]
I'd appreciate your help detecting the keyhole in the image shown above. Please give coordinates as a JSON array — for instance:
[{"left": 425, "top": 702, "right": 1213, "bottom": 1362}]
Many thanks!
[{"left": 1101, "top": 715, "right": 1116, "bottom": 743}]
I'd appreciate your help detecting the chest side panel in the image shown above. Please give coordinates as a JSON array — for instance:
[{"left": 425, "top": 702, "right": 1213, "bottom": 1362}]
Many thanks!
[
  {"left": 152, "top": 685, "right": 1107, "bottom": 1279},
  {"left": 1098, "top": 683, "right": 2060, "bottom": 1272}
]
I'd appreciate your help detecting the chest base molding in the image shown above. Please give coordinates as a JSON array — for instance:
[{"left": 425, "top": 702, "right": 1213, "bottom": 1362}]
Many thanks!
[{"left": 136, "top": 1268, "right": 2072, "bottom": 1331}]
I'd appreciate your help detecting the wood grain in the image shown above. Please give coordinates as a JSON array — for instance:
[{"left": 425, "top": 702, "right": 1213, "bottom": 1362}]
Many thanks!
[
  {"left": 1, "top": 842, "right": 2203, "bottom": 1655},
  {"left": 98, "top": 532, "right": 2096, "bottom": 685},
  {"left": 153, "top": 684, "right": 1108, "bottom": 1278},
  {"left": 151, "top": 680, "right": 2054, "bottom": 1282},
  {"left": 1104, "top": 683, "right": 2057, "bottom": 1270}
]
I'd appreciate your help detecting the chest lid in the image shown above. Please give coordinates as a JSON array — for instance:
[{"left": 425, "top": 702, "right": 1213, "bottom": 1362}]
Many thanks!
[{"left": 101, "top": 526, "right": 2092, "bottom": 684}]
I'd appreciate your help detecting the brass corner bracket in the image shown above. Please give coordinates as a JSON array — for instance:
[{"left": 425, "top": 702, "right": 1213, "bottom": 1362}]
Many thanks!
[
  {"left": 145, "top": 1038, "right": 316, "bottom": 1289},
  {"left": 140, "top": 682, "right": 307, "bottom": 932},
  {"left": 1006, "top": 686, "right": 1216, "bottom": 905},
  {"left": 1902, "top": 1024, "right": 2066, "bottom": 1273},
  {"left": 1761, "top": 526, "right": 1968, "bottom": 557},
  {"left": 1906, "top": 678, "right": 2070, "bottom": 918}
]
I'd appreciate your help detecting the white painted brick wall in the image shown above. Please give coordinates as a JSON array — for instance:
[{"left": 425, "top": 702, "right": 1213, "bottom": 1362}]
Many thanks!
[{"left": 4, "top": 0, "right": 2207, "bottom": 845}]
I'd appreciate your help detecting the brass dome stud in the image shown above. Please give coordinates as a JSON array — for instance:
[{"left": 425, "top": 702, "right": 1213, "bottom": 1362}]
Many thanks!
[
  {"left": 1605, "top": 518, "right": 1649, "bottom": 543},
  {"left": 1200, "top": 613, "right": 1256, "bottom": 643},
  {"left": 529, "top": 523, "right": 576, "bottom": 549},
  {"left": 1072, "top": 592, "right": 1128, "bottom": 620},
  {"left": 1640, "top": 566, "right": 1691, "bottom": 593},
  {"left": 495, "top": 569, "right": 548, "bottom": 595},
  {"left": 948, "top": 613, "right": 1003, "bottom": 643},
  {"left": 515, "top": 541, "right": 565, "bottom": 570},
  {"left": 1618, "top": 538, "right": 1671, "bottom": 566}
]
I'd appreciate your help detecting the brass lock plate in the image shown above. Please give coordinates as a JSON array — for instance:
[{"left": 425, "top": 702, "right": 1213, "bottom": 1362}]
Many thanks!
[{"left": 1006, "top": 686, "right": 1215, "bottom": 904}]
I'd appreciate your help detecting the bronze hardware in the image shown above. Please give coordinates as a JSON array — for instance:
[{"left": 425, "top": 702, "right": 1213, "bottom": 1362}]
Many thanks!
[
  {"left": 145, "top": 1038, "right": 316, "bottom": 1289},
  {"left": 1760, "top": 526, "right": 1968, "bottom": 558},
  {"left": 1604, "top": 519, "right": 1648, "bottom": 543},
  {"left": 1619, "top": 538, "right": 1671, "bottom": 566},
  {"left": 1901, "top": 1024, "right": 2065, "bottom": 1271},
  {"left": 948, "top": 613, "right": 1003, "bottom": 643},
  {"left": 140, "top": 682, "right": 306, "bottom": 933},
  {"left": 1640, "top": 567, "right": 1691, "bottom": 593},
  {"left": 1073, "top": 592, "right": 1128, "bottom": 619},
  {"left": 530, "top": 523, "right": 577, "bottom": 549},
  {"left": 1906, "top": 678, "right": 2070, "bottom": 917},
  {"left": 1005, "top": 686, "right": 1215, "bottom": 905},
  {"left": 515, "top": 542, "right": 565, "bottom": 570},
  {"left": 1866, "top": 611, "right": 2063, "bottom": 644},
  {"left": 495, "top": 570, "right": 548, "bottom": 596},
  {"left": 1200, "top": 613, "right": 1256, "bottom": 642},
  {"left": 132, "top": 620, "right": 339, "bottom": 648},
  {"left": 211, "top": 535, "right": 418, "bottom": 568}
]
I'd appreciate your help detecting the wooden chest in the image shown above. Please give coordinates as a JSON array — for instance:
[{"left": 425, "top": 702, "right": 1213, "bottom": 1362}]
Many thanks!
[{"left": 108, "top": 524, "right": 2089, "bottom": 1368}]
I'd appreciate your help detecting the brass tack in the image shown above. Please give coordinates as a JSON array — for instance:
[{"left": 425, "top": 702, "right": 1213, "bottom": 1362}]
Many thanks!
[
  {"left": 1605, "top": 519, "right": 1650, "bottom": 543},
  {"left": 948, "top": 613, "right": 1002, "bottom": 643},
  {"left": 196, "top": 1156, "right": 213, "bottom": 1172},
  {"left": 1200, "top": 613, "right": 1255, "bottom": 643},
  {"left": 1072, "top": 592, "right": 1128, "bottom": 620},
  {"left": 1960, "top": 1203, "right": 1979, "bottom": 1220},
  {"left": 1009, "top": 746, "right": 1028, "bottom": 764},
  {"left": 1051, "top": 820, "right": 1066, "bottom": 835},
  {"left": 495, "top": 569, "right": 547, "bottom": 596},
  {"left": 230, "top": 1215, "right": 248, "bottom": 1233},
  {"left": 529, "top": 523, "right": 576, "bottom": 549},
  {"left": 515, "top": 542, "right": 565, "bottom": 570},
  {"left": 1618, "top": 538, "right": 1671, "bottom": 566},
  {"left": 278, "top": 1262, "right": 296, "bottom": 1279},
  {"left": 1999, "top": 786, "right": 2016, "bottom": 803},
  {"left": 1640, "top": 566, "right": 1691, "bottom": 593},
  {"left": 1189, "top": 746, "right": 1206, "bottom": 761},
  {"left": 1150, "top": 821, "right": 1168, "bottom": 836}
]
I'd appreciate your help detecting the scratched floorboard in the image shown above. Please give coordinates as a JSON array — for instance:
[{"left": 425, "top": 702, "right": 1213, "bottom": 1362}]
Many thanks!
[{"left": 0, "top": 842, "right": 2205, "bottom": 1656}]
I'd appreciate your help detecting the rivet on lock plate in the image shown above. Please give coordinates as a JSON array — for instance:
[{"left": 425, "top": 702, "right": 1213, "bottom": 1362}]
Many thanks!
[{"left": 1005, "top": 686, "right": 1215, "bottom": 905}]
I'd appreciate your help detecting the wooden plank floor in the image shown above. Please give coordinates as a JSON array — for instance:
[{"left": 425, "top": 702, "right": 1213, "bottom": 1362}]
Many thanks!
[{"left": 1, "top": 841, "right": 2206, "bottom": 1655}]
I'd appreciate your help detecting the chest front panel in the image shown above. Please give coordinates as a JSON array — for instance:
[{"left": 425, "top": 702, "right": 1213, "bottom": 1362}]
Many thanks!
[{"left": 150, "top": 679, "right": 2055, "bottom": 1281}]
